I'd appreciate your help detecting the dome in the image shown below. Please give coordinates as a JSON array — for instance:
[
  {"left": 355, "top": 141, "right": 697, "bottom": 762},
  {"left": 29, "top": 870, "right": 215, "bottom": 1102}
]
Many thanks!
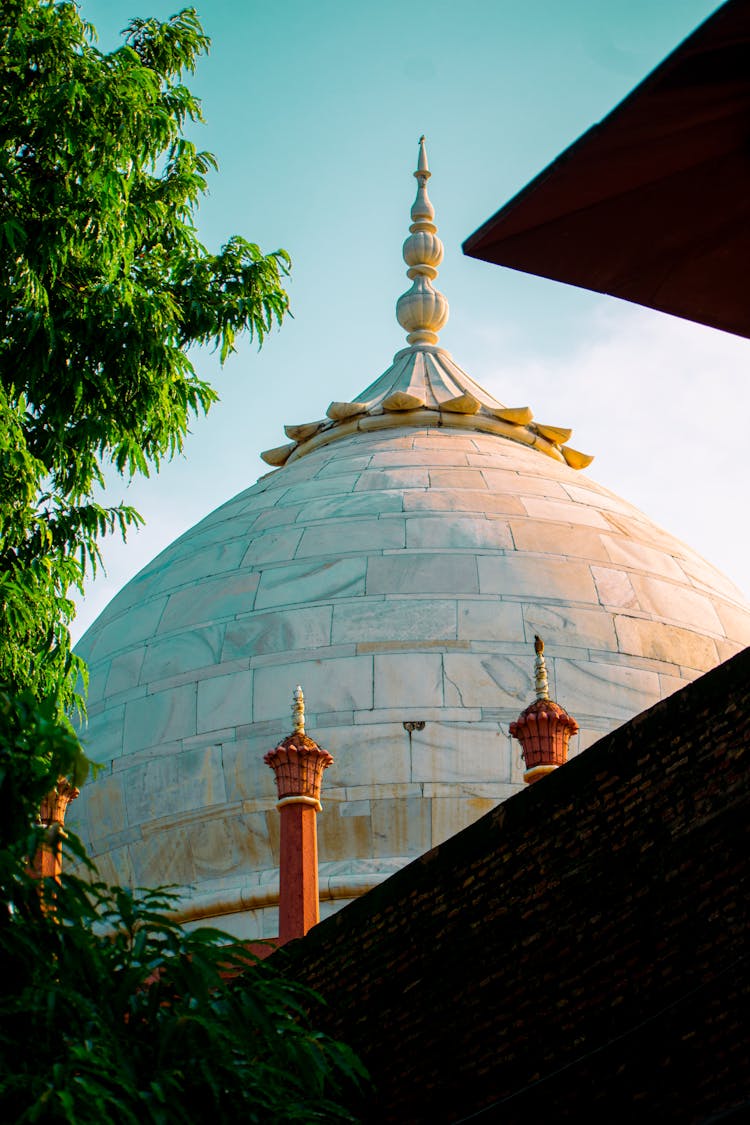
[{"left": 70, "top": 141, "right": 750, "bottom": 939}]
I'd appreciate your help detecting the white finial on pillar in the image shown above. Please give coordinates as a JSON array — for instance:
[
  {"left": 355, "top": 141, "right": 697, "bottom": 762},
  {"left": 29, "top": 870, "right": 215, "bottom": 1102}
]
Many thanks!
[
  {"left": 396, "top": 137, "right": 449, "bottom": 348},
  {"left": 533, "top": 635, "right": 550, "bottom": 701},
  {"left": 292, "top": 685, "right": 305, "bottom": 734}
]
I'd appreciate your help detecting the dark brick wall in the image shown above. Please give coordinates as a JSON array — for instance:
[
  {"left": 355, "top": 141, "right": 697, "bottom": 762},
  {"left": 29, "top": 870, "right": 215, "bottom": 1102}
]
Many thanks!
[{"left": 275, "top": 648, "right": 750, "bottom": 1124}]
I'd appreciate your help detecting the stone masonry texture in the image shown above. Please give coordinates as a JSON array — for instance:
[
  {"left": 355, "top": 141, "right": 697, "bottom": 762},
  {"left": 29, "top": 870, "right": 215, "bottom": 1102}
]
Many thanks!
[{"left": 70, "top": 428, "right": 750, "bottom": 937}]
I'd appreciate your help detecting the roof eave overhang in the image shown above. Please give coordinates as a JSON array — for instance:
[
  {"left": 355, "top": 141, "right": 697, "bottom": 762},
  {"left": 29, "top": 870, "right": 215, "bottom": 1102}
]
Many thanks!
[{"left": 463, "top": 0, "right": 750, "bottom": 340}]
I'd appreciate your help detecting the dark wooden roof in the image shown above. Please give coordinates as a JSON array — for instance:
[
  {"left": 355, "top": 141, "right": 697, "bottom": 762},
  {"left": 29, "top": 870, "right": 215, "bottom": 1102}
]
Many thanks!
[
  {"left": 275, "top": 647, "right": 750, "bottom": 1122},
  {"left": 463, "top": 1, "right": 750, "bottom": 340}
]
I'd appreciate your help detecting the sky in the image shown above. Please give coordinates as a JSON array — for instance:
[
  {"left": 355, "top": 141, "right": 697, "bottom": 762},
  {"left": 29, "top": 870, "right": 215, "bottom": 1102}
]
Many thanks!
[{"left": 72, "top": 0, "right": 749, "bottom": 641}]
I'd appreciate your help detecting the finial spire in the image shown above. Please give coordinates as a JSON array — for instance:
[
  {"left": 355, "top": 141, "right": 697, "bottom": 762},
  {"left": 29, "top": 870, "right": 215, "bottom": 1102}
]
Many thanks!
[
  {"left": 292, "top": 685, "right": 305, "bottom": 734},
  {"left": 417, "top": 135, "right": 428, "bottom": 172},
  {"left": 396, "top": 136, "right": 449, "bottom": 348},
  {"left": 533, "top": 635, "right": 550, "bottom": 701}
]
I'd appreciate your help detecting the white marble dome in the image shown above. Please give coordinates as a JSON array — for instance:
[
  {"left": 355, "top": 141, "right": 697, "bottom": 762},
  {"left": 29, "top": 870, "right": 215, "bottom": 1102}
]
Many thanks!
[
  {"left": 70, "top": 411, "right": 750, "bottom": 938},
  {"left": 69, "top": 141, "right": 750, "bottom": 939}
]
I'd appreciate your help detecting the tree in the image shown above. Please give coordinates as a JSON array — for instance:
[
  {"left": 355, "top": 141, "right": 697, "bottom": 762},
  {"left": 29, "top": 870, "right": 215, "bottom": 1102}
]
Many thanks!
[
  {"left": 0, "top": 0, "right": 289, "bottom": 735},
  {"left": 0, "top": 7, "right": 370, "bottom": 1120},
  {"left": 0, "top": 861, "right": 368, "bottom": 1123}
]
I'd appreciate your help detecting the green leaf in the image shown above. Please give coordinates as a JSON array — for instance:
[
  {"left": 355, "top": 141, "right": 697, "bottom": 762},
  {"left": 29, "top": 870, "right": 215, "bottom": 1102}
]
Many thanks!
[{"left": 0, "top": 0, "right": 290, "bottom": 717}]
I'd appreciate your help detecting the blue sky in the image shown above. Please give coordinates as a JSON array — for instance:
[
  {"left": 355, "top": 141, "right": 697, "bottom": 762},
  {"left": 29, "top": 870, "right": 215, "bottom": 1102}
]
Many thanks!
[{"left": 73, "top": 0, "right": 750, "bottom": 637}]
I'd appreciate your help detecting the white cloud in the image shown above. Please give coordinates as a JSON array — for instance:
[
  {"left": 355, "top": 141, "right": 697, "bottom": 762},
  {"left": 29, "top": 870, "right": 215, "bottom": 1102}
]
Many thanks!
[{"left": 490, "top": 302, "right": 750, "bottom": 597}]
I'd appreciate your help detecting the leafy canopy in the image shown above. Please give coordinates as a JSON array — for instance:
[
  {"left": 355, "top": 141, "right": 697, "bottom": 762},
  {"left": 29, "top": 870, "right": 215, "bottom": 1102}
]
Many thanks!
[
  {"left": 0, "top": 0, "right": 289, "bottom": 726},
  {"left": 0, "top": 9, "right": 371, "bottom": 1122},
  {"left": 0, "top": 688, "right": 84, "bottom": 852},
  {"left": 0, "top": 860, "right": 368, "bottom": 1123}
]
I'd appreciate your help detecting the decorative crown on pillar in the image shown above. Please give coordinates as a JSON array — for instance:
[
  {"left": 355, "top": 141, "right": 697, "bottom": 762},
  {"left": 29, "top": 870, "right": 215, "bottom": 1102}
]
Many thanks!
[
  {"left": 33, "top": 776, "right": 80, "bottom": 883},
  {"left": 264, "top": 686, "right": 333, "bottom": 810},
  {"left": 39, "top": 777, "right": 80, "bottom": 828},
  {"left": 509, "top": 636, "right": 579, "bottom": 784}
]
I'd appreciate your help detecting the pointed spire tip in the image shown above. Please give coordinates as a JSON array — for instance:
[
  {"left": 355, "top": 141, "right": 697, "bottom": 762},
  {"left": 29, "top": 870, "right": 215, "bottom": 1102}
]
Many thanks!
[
  {"left": 416, "top": 135, "right": 429, "bottom": 176},
  {"left": 396, "top": 138, "right": 448, "bottom": 347}
]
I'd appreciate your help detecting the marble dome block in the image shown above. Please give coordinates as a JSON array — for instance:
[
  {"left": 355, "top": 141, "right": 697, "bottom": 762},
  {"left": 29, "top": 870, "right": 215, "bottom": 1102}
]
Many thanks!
[
  {"left": 70, "top": 426, "right": 750, "bottom": 939},
  {"left": 68, "top": 138, "right": 750, "bottom": 940}
]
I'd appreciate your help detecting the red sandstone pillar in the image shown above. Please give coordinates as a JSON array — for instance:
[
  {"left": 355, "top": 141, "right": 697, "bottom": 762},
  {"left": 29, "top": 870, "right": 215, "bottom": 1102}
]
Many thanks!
[
  {"left": 31, "top": 777, "right": 80, "bottom": 882},
  {"left": 510, "top": 636, "right": 579, "bottom": 784},
  {"left": 264, "top": 687, "right": 333, "bottom": 944}
]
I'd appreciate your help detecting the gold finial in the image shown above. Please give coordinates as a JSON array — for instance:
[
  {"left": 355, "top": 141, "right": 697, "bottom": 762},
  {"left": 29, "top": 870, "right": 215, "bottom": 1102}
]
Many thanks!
[
  {"left": 292, "top": 685, "right": 305, "bottom": 734},
  {"left": 533, "top": 635, "right": 550, "bottom": 701},
  {"left": 396, "top": 136, "right": 449, "bottom": 348}
]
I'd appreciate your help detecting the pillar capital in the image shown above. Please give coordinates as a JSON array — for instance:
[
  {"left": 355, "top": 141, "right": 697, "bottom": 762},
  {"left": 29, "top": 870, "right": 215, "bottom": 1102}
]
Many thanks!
[
  {"left": 510, "top": 637, "right": 579, "bottom": 784},
  {"left": 33, "top": 777, "right": 80, "bottom": 883},
  {"left": 264, "top": 731, "right": 333, "bottom": 810},
  {"left": 39, "top": 777, "right": 80, "bottom": 827}
]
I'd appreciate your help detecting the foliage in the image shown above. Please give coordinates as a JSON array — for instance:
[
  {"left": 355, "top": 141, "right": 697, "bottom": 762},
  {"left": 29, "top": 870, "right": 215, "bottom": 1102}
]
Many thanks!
[
  {"left": 0, "top": 0, "right": 290, "bottom": 717},
  {"left": 0, "top": 857, "right": 368, "bottom": 1123},
  {"left": 0, "top": 6, "right": 367, "bottom": 1120},
  {"left": 0, "top": 689, "right": 86, "bottom": 854},
  {"left": 0, "top": 6, "right": 368, "bottom": 1117}
]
